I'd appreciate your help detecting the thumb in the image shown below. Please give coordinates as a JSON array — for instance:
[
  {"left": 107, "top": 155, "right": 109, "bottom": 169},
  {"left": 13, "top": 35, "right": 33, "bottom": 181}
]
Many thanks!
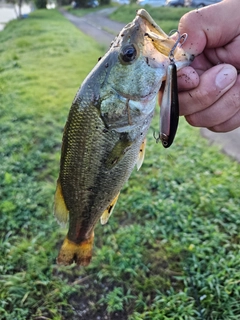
[
  {"left": 178, "top": 0, "right": 240, "bottom": 56},
  {"left": 179, "top": 64, "right": 237, "bottom": 116}
]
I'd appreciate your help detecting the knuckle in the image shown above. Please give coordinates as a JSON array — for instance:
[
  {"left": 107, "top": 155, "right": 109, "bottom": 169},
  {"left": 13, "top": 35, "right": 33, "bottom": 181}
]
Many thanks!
[
  {"left": 185, "top": 114, "right": 198, "bottom": 127},
  {"left": 193, "top": 88, "right": 214, "bottom": 111},
  {"left": 227, "top": 91, "right": 240, "bottom": 113},
  {"left": 208, "top": 125, "right": 222, "bottom": 133}
]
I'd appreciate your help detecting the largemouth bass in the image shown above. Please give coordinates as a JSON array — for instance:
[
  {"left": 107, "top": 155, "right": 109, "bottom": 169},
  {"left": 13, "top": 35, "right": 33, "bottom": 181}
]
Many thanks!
[{"left": 54, "top": 9, "right": 193, "bottom": 266}]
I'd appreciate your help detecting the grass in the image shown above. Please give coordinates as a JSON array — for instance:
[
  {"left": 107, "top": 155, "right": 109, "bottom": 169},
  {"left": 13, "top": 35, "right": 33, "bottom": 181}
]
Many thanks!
[
  {"left": 0, "top": 7, "right": 240, "bottom": 320},
  {"left": 109, "top": 4, "right": 191, "bottom": 33},
  {"left": 67, "top": 3, "right": 191, "bottom": 33},
  {"left": 66, "top": 3, "right": 118, "bottom": 17}
]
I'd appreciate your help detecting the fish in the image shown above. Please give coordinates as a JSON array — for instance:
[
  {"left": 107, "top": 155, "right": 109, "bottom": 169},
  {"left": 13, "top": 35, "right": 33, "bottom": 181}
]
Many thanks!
[{"left": 54, "top": 9, "right": 193, "bottom": 266}]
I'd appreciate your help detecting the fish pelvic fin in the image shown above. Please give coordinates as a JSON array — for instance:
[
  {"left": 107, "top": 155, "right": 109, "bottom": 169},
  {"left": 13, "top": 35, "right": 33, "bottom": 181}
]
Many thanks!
[
  {"left": 136, "top": 138, "right": 146, "bottom": 171},
  {"left": 100, "top": 192, "right": 120, "bottom": 225},
  {"left": 57, "top": 232, "right": 94, "bottom": 266},
  {"left": 54, "top": 180, "right": 69, "bottom": 224}
]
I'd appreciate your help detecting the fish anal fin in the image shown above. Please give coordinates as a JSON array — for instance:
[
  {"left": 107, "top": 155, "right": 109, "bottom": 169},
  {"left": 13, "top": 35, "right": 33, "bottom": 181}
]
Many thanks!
[
  {"left": 54, "top": 180, "right": 69, "bottom": 224},
  {"left": 136, "top": 138, "right": 146, "bottom": 171},
  {"left": 57, "top": 232, "right": 94, "bottom": 266},
  {"left": 100, "top": 192, "right": 120, "bottom": 225}
]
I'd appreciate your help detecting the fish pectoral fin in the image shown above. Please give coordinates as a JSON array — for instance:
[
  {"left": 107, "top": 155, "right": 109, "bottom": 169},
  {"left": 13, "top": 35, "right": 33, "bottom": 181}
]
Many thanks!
[
  {"left": 106, "top": 134, "right": 132, "bottom": 169},
  {"left": 136, "top": 138, "right": 146, "bottom": 171},
  {"left": 57, "top": 232, "right": 94, "bottom": 266},
  {"left": 54, "top": 180, "right": 69, "bottom": 224},
  {"left": 100, "top": 192, "right": 120, "bottom": 225}
]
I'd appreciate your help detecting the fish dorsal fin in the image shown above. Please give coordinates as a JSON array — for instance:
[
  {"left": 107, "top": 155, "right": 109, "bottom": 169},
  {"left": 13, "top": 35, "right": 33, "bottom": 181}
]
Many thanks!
[
  {"left": 54, "top": 180, "right": 69, "bottom": 224},
  {"left": 100, "top": 192, "right": 120, "bottom": 225},
  {"left": 136, "top": 138, "right": 146, "bottom": 171}
]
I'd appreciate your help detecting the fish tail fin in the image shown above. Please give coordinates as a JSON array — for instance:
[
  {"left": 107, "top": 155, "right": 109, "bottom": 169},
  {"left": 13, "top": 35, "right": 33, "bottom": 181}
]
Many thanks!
[
  {"left": 57, "top": 232, "right": 94, "bottom": 266},
  {"left": 54, "top": 179, "right": 69, "bottom": 224}
]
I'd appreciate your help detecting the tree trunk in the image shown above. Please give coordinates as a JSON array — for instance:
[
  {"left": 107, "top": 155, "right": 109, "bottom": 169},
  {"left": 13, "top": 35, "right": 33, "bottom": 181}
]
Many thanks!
[{"left": 18, "top": 0, "right": 23, "bottom": 18}]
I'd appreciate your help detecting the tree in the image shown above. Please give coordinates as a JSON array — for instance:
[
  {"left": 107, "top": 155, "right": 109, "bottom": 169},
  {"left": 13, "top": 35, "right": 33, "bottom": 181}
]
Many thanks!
[{"left": 34, "top": 0, "right": 47, "bottom": 8}]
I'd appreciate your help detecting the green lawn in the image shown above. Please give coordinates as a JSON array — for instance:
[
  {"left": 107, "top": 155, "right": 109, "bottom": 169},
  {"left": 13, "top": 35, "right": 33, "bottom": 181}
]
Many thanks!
[
  {"left": 66, "top": 3, "right": 119, "bottom": 17},
  {"left": 109, "top": 5, "right": 191, "bottom": 33},
  {"left": 0, "top": 8, "right": 240, "bottom": 320}
]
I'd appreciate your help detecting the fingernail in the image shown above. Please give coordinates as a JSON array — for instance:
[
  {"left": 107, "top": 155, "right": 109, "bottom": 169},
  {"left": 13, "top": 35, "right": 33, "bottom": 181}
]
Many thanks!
[{"left": 215, "top": 66, "right": 237, "bottom": 90}]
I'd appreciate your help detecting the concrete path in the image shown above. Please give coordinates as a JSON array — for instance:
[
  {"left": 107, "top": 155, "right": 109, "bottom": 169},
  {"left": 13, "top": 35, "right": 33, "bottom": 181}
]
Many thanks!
[
  {"left": 0, "top": 4, "right": 17, "bottom": 31},
  {"left": 60, "top": 8, "right": 240, "bottom": 163},
  {"left": 201, "top": 127, "right": 240, "bottom": 162},
  {"left": 59, "top": 8, "right": 125, "bottom": 48}
]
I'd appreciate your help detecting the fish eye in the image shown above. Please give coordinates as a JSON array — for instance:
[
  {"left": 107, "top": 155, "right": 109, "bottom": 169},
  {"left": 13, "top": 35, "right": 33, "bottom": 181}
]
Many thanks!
[{"left": 119, "top": 44, "right": 137, "bottom": 64}]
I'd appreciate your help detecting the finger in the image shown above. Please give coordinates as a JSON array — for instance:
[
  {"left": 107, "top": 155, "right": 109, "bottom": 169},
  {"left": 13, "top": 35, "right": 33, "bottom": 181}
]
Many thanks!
[
  {"left": 204, "top": 37, "right": 240, "bottom": 69},
  {"left": 188, "top": 54, "right": 213, "bottom": 75},
  {"left": 185, "top": 73, "right": 240, "bottom": 129},
  {"left": 177, "top": 66, "right": 199, "bottom": 91},
  {"left": 209, "top": 109, "right": 240, "bottom": 132},
  {"left": 178, "top": 0, "right": 240, "bottom": 57},
  {"left": 179, "top": 64, "right": 237, "bottom": 116},
  {"left": 158, "top": 66, "right": 200, "bottom": 105}
]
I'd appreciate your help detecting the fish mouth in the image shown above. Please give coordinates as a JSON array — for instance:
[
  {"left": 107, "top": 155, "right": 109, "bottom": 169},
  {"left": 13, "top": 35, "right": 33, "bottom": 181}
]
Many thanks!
[
  {"left": 136, "top": 9, "right": 194, "bottom": 69},
  {"left": 114, "top": 9, "right": 193, "bottom": 72},
  {"left": 137, "top": 9, "right": 174, "bottom": 57}
]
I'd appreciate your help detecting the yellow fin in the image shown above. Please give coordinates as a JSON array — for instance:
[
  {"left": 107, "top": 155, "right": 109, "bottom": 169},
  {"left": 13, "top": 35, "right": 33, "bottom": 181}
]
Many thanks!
[
  {"left": 136, "top": 138, "right": 146, "bottom": 171},
  {"left": 54, "top": 180, "right": 69, "bottom": 224},
  {"left": 57, "top": 232, "right": 94, "bottom": 266},
  {"left": 100, "top": 192, "right": 120, "bottom": 225}
]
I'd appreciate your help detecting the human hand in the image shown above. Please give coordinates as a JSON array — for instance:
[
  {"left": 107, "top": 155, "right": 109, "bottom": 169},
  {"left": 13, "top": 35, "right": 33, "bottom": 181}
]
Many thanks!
[{"left": 177, "top": 0, "right": 240, "bottom": 132}]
